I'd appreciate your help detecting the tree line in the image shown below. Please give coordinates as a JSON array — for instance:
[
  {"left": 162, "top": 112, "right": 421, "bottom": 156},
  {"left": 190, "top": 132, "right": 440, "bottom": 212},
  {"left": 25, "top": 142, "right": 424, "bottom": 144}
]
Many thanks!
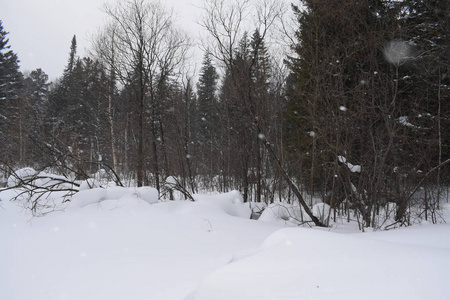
[{"left": 0, "top": 0, "right": 448, "bottom": 228}]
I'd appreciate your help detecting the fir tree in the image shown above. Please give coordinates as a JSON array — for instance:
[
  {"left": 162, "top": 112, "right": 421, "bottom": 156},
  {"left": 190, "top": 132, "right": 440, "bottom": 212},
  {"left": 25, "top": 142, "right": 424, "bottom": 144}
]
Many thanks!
[
  {"left": 197, "top": 52, "right": 219, "bottom": 148},
  {"left": 285, "top": 0, "right": 401, "bottom": 225},
  {"left": 196, "top": 52, "right": 220, "bottom": 178},
  {"left": 26, "top": 68, "right": 50, "bottom": 116},
  {"left": 0, "top": 20, "right": 22, "bottom": 110},
  {"left": 0, "top": 20, "right": 23, "bottom": 164}
]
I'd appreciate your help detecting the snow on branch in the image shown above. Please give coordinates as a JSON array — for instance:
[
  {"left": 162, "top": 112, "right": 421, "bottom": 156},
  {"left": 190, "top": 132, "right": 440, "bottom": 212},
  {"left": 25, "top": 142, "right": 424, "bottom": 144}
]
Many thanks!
[{"left": 338, "top": 156, "right": 361, "bottom": 173}]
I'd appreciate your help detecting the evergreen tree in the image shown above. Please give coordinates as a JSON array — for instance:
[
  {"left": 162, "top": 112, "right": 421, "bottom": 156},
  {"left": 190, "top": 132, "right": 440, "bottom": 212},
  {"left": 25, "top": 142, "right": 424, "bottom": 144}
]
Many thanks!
[
  {"left": 0, "top": 20, "right": 23, "bottom": 164},
  {"left": 286, "top": 0, "right": 401, "bottom": 225},
  {"left": 392, "top": 0, "right": 450, "bottom": 217},
  {"left": 21, "top": 69, "right": 50, "bottom": 166},
  {"left": 0, "top": 21, "right": 22, "bottom": 103},
  {"left": 398, "top": 0, "right": 450, "bottom": 177},
  {"left": 196, "top": 52, "right": 219, "bottom": 177},
  {"left": 26, "top": 68, "right": 50, "bottom": 116},
  {"left": 65, "top": 35, "right": 77, "bottom": 75},
  {"left": 47, "top": 35, "right": 79, "bottom": 121}
]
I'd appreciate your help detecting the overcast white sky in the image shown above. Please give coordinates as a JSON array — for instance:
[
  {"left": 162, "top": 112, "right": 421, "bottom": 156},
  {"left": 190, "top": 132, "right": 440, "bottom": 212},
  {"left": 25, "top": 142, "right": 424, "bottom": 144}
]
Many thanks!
[{"left": 1, "top": 0, "right": 204, "bottom": 81}]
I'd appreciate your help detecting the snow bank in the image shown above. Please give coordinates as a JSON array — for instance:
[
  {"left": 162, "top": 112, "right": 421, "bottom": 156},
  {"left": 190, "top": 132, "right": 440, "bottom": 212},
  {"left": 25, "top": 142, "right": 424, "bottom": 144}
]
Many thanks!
[
  {"left": 258, "top": 202, "right": 305, "bottom": 225},
  {"left": 7, "top": 167, "right": 37, "bottom": 187},
  {"left": 157, "top": 190, "right": 251, "bottom": 219},
  {"left": 69, "top": 186, "right": 159, "bottom": 209},
  {"left": 191, "top": 226, "right": 450, "bottom": 300},
  {"left": 194, "top": 190, "right": 251, "bottom": 218},
  {"left": 2, "top": 184, "right": 449, "bottom": 300}
]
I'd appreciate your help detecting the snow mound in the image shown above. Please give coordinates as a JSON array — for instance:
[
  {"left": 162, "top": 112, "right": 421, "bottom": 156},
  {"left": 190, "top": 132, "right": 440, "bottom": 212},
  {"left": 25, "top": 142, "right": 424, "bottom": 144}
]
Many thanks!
[
  {"left": 191, "top": 226, "right": 450, "bottom": 300},
  {"left": 7, "top": 168, "right": 76, "bottom": 191},
  {"left": 194, "top": 190, "right": 251, "bottom": 218},
  {"left": 258, "top": 202, "right": 303, "bottom": 225},
  {"left": 7, "top": 167, "right": 37, "bottom": 187},
  {"left": 160, "top": 190, "right": 251, "bottom": 219},
  {"left": 69, "top": 186, "right": 159, "bottom": 209}
]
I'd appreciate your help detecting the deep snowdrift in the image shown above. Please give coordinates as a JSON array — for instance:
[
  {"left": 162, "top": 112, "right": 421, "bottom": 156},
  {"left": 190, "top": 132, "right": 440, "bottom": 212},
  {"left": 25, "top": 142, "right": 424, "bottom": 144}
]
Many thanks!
[
  {"left": 190, "top": 226, "right": 450, "bottom": 300},
  {"left": 1, "top": 185, "right": 449, "bottom": 300}
]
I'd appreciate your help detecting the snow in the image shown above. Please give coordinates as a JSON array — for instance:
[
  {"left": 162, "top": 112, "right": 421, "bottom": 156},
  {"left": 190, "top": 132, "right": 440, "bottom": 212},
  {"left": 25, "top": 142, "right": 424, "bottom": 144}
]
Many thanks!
[
  {"left": 338, "top": 155, "right": 362, "bottom": 173},
  {"left": 192, "top": 226, "right": 450, "bottom": 300},
  {"left": 68, "top": 186, "right": 159, "bottom": 209},
  {"left": 7, "top": 167, "right": 37, "bottom": 187},
  {"left": 398, "top": 116, "right": 421, "bottom": 129},
  {"left": 78, "top": 178, "right": 101, "bottom": 190},
  {"left": 1, "top": 181, "right": 450, "bottom": 300}
]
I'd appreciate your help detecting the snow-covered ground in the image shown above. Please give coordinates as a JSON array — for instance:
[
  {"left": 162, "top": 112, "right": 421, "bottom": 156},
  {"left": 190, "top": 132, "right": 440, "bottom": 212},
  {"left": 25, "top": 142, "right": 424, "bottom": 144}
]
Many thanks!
[{"left": 1, "top": 183, "right": 449, "bottom": 300}]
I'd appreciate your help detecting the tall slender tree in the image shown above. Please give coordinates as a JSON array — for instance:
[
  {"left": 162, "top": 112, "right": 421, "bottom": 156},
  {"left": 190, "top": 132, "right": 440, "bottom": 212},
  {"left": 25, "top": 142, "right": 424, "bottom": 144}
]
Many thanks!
[
  {"left": 0, "top": 20, "right": 23, "bottom": 165},
  {"left": 196, "top": 52, "right": 219, "bottom": 179}
]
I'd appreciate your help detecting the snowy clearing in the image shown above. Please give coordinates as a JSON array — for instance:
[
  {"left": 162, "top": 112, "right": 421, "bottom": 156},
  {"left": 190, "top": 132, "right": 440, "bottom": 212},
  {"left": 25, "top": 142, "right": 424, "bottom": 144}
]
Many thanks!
[{"left": 1, "top": 185, "right": 449, "bottom": 300}]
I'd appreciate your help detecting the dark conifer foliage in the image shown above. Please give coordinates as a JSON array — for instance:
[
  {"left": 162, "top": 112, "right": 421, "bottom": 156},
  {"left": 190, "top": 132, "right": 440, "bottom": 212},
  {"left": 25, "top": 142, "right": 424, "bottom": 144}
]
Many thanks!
[
  {"left": 285, "top": 0, "right": 449, "bottom": 225},
  {"left": 0, "top": 20, "right": 23, "bottom": 165},
  {"left": 0, "top": 21, "right": 22, "bottom": 103},
  {"left": 196, "top": 52, "right": 219, "bottom": 179},
  {"left": 45, "top": 37, "right": 111, "bottom": 175}
]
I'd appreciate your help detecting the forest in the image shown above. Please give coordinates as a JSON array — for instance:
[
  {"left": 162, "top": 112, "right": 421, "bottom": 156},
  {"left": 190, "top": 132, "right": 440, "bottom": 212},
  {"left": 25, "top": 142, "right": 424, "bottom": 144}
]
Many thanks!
[{"left": 0, "top": 0, "right": 449, "bottom": 229}]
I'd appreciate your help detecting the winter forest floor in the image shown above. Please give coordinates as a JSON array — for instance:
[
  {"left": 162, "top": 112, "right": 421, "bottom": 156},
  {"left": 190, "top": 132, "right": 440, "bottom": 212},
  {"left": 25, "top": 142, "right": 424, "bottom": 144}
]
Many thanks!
[{"left": 1, "top": 182, "right": 450, "bottom": 300}]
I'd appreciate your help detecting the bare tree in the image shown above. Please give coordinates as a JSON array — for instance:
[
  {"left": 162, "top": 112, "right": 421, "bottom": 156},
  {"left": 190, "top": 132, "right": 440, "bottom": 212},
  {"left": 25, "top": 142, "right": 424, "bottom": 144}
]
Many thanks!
[{"left": 93, "top": 0, "right": 190, "bottom": 188}]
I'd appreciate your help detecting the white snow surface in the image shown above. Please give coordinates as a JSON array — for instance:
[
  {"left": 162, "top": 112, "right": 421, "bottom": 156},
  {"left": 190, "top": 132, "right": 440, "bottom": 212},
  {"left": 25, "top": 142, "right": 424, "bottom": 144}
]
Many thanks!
[
  {"left": 1, "top": 185, "right": 449, "bottom": 300},
  {"left": 7, "top": 167, "right": 37, "bottom": 187},
  {"left": 338, "top": 155, "right": 362, "bottom": 173}
]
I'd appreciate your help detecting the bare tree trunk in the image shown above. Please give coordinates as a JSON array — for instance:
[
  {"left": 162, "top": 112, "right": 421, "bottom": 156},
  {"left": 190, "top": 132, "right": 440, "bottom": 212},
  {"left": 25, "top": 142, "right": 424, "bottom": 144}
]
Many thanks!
[
  {"left": 107, "top": 32, "right": 119, "bottom": 174},
  {"left": 437, "top": 68, "right": 442, "bottom": 210},
  {"left": 151, "top": 109, "right": 160, "bottom": 192}
]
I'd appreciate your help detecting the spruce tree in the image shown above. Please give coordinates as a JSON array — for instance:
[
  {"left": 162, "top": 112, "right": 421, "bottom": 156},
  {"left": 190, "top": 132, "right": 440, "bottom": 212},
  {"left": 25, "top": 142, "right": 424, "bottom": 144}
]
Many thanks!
[
  {"left": 196, "top": 52, "right": 219, "bottom": 177},
  {"left": 399, "top": 0, "right": 450, "bottom": 173},
  {"left": 0, "top": 20, "right": 23, "bottom": 164},
  {"left": 394, "top": 0, "right": 450, "bottom": 216},
  {"left": 0, "top": 21, "right": 22, "bottom": 114},
  {"left": 27, "top": 68, "right": 50, "bottom": 116},
  {"left": 286, "top": 1, "right": 401, "bottom": 226}
]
